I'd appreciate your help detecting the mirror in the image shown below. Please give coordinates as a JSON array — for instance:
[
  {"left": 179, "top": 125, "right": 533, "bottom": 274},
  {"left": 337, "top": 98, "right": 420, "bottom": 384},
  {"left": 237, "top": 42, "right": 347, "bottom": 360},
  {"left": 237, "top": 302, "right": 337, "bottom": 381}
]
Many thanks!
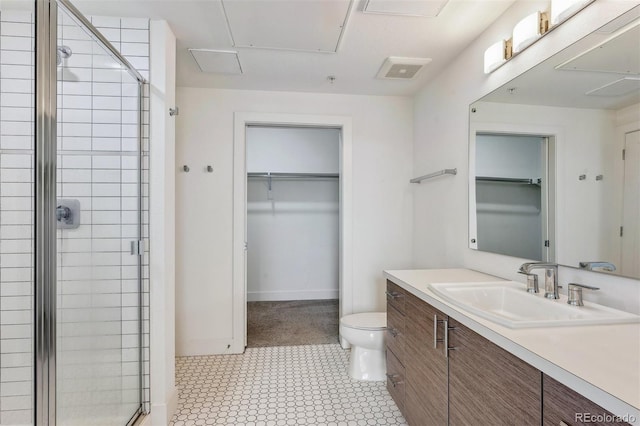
[{"left": 469, "top": 6, "right": 640, "bottom": 279}]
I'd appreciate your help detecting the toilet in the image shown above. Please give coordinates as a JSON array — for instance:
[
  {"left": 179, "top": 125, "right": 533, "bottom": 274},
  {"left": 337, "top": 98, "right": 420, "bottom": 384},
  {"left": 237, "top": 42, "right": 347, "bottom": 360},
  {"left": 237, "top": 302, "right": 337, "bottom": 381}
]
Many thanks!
[{"left": 339, "top": 312, "right": 387, "bottom": 381}]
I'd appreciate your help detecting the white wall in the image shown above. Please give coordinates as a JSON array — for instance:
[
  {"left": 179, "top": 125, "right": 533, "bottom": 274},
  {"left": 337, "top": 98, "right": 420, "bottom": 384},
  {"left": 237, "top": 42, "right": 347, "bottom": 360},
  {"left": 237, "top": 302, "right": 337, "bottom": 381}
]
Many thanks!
[
  {"left": 175, "top": 88, "right": 414, "bottom": 355},
  {"left": 149, "top": 20, "right": 178, "bottom": 425},
  {"left": 247, "top": 126, "right": 340, "bottom": 301},
  {"left": 247, "top": 126, "right": 340, "bottom": 173},
  {"left": 412, "top": 1, "right": 640, "bottom": 315}
]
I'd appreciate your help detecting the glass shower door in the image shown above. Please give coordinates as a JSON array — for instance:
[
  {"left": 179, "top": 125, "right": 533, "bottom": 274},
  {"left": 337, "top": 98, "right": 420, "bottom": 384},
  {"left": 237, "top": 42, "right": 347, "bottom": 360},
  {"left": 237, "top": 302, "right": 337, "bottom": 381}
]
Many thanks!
[{"left": 55, "top": 4, "right": 142, "bottom": 425}]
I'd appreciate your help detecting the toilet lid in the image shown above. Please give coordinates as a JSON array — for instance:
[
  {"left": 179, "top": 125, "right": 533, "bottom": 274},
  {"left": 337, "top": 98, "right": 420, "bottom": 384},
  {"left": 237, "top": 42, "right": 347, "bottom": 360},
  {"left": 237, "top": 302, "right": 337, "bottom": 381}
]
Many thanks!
[{"left": 340, "top": 312, "right": 387, "bottom": 330}]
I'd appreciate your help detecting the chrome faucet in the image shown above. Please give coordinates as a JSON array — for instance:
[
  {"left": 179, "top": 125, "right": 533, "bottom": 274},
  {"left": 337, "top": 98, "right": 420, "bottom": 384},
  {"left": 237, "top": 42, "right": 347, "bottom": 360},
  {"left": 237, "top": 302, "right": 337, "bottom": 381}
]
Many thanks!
[
  {"left": 518, "top": 262, "right": 560, "bottom": 299},
  {"left": 579, "top": 261, "right": 616, "bottom": 272}
]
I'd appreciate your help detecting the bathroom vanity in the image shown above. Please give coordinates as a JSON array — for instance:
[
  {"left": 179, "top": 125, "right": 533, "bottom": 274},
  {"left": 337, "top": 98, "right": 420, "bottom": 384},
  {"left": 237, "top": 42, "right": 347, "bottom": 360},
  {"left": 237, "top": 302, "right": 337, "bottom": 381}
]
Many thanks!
[{"left": 384, "top": 269, "right": 639, "bottom": 426}]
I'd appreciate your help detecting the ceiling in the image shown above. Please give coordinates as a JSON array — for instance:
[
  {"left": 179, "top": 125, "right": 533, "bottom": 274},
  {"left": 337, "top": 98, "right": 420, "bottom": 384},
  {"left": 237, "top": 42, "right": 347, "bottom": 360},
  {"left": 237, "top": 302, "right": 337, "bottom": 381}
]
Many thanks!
[{"left": 74, "top": 0, "right": 516, "bottom": 96}]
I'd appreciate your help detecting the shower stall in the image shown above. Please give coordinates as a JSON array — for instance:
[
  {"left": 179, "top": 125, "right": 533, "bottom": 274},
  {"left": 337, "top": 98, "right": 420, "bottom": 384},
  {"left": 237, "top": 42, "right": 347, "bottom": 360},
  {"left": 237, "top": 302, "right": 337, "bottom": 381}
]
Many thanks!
[{"left": 0, "top": 0, "right": 149, "bottom": 424}]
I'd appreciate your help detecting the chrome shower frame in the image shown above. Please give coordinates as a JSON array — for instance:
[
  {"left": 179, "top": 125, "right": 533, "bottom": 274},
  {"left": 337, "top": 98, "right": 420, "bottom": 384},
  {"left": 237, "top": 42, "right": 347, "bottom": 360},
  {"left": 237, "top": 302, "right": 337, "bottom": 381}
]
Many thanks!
[{"left": 34, "top": 1, "right": 147, "bottom": 424}]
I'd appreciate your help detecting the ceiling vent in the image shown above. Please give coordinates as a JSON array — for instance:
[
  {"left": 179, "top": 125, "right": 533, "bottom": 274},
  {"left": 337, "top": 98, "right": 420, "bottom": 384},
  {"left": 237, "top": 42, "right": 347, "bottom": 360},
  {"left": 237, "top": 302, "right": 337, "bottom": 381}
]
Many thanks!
[
  {"left": 376, "top": 57, "right": 432, "bottom": 79},
  {"left": 189, "top": 49, "right": 243, "bottom": 74},
  {"left": 221, "top": 0, "right": 353, "bottom": 53},
  {"left": 585, "top": 77, "right": 640, "bottom": 97},
  {"left": 364, "top": 0, "right": 449, "bottom": 17},
  {"left": 556, "top": 20, "right": 640, "bottom": 74}
]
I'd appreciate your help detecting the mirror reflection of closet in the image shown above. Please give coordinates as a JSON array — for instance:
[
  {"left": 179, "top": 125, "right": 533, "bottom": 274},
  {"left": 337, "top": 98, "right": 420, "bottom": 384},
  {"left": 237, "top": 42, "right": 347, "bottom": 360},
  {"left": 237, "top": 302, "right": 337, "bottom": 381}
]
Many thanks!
[{"left": 473, "top": 133, "right": 551, "bottom": 261}]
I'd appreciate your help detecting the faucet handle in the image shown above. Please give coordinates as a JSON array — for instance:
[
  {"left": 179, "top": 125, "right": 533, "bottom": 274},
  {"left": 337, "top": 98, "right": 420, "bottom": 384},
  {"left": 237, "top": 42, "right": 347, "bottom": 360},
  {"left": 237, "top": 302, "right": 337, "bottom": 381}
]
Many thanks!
[
  {"left": 567, "top": 283, "right": 599, "bottom": 307},
  {"left": 518, "top": 271, "right": 539, "bottom": 294}
]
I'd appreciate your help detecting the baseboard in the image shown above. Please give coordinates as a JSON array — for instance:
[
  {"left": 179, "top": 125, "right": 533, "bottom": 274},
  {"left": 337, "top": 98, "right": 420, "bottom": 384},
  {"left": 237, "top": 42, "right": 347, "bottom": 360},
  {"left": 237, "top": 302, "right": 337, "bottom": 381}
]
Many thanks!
[
  {"left": 150, "top": 386, "right": 179, "bottom": 426},
  {"left": 177, "top": 338, "right": 244, "bottom": 356},
  {"left": 247, "top": 289, "right": 339, "bottom": 302}
]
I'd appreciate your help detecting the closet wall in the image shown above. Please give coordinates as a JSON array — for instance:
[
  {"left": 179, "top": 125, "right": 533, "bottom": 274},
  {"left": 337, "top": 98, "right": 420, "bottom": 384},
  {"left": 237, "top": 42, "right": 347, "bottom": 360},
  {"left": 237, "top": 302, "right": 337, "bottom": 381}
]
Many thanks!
[{"left": 246, "top": 126, "right": 340, "bottom": 302}]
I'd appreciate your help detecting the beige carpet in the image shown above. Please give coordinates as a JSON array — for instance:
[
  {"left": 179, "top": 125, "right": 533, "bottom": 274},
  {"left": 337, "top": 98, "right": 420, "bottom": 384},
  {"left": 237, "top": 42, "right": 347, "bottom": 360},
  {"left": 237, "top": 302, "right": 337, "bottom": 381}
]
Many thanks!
[{"left": 247, "top": 299, "right": 339, "bottom": 347}]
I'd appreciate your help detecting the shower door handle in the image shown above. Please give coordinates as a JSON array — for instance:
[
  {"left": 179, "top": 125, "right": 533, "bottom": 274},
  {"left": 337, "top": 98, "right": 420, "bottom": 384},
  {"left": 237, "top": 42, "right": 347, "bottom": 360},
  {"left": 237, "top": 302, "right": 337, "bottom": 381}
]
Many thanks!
[{"left": 130, "top": 240, "right": 144, "bottom": 256}]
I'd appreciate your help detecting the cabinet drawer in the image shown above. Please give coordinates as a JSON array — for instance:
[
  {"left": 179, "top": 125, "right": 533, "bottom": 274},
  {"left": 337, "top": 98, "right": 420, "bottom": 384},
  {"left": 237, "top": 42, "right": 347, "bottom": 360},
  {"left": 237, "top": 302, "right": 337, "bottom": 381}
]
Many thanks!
[
  {"left": 386, "top": 348, "right": 406, "bottom": 415},
  {"left": 386, "top": 304, "right": 405, "bottom": 361},
  {"left": 543, "top": 375, "right": 630, "bottom": 426},
  {"left": 386, "top": 280, "right": 406, "bottom": 313}
]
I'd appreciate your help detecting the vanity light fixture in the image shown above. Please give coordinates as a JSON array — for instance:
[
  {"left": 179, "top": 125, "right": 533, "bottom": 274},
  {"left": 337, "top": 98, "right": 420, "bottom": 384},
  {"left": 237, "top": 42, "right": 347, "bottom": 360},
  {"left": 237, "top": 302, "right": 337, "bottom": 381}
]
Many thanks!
[
  {"left": 513, "top": 11, "right": 550, "bottom": 53},
  {"left": 483, "top": 0, "right": 594, "bottom": 74},
  {"left": 551, "top": 0, "right": 591, "bottom": 25},
  {"left": 483, "top": 39, "right": 513, "bottom": 74}
]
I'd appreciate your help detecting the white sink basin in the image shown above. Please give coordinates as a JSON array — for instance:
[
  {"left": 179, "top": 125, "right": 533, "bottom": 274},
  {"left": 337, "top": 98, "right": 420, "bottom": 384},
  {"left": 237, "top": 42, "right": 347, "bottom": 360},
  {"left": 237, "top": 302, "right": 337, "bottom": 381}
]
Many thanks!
[{"left": 429, "top": 281, "right": 640, "bottom": 328}]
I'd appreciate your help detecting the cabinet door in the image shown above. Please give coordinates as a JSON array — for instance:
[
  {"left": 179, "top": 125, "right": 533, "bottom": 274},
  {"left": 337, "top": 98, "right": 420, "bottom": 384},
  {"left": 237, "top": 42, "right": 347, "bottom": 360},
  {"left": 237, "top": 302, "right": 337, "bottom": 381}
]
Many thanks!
[
  {"left": 543, "top": 375, "right": 630, "bottom": 426},
  {"left": 404, "top": 293, "right": 448, "bottom": 426},
  {"left": 448, "top": 318, "right": 541, "bottom": 426}
]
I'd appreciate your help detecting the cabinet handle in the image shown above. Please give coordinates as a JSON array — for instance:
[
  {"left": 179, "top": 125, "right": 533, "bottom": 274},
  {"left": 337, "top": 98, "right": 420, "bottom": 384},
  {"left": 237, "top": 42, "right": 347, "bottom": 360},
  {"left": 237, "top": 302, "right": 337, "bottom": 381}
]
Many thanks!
[
  {"left": 386, "top": 373, "right": 404, "bottom": 387},
  {"left": 444, "top": 319, "right": 449, "bottom": 357},
  {"left": 433, "top": 314, "right": 444, "bottom": 348},
  {"left": 444, "top": 320, "right": 458, "bottom": 358},
  {"left": 385, "top": 291, "right": 403, "bottom": 300}
]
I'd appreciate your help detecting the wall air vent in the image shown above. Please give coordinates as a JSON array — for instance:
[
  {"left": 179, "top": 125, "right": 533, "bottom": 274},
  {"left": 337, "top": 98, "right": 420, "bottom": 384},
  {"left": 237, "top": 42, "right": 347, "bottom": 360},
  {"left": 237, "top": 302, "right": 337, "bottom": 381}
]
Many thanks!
[
  {"left": 376, "top": 57, "right": 432, "bottom": 79},
  {"left": 189, "top": 49, "right": 243, "bottom": 74}
]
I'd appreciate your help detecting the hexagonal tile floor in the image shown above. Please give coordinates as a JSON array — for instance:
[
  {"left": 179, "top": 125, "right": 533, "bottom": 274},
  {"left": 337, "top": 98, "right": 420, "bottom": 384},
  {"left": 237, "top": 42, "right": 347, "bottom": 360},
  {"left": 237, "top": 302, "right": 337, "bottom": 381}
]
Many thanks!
[{"left": 170, "top": 344, "right": 407, "bottom": 426}]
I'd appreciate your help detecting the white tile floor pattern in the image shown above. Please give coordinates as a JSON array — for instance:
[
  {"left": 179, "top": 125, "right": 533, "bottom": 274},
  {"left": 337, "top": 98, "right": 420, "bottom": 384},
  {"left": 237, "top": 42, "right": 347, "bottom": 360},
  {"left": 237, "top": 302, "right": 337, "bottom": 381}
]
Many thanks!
[{"left": 170, "top": 344, "right": 408, "bottom": 426}]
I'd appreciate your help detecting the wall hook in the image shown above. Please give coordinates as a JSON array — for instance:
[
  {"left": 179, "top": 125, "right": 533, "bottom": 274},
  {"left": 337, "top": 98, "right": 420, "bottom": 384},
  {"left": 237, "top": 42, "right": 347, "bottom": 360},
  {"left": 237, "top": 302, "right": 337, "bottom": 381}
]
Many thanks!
[
  {"left": 169, "top": 107, "right": 179, "bottom": 116},
  {"left": 595, "top": 174, "right": 603, "bottom": 181},
  {"left": 206, "top": 165, "right": 214, "bottom": 173},
  {"left": 183, "top": 165, "right": 190, "bottom": 172},
  {"left": 578, "top": 174, "right": 586, "bottom": 181}
]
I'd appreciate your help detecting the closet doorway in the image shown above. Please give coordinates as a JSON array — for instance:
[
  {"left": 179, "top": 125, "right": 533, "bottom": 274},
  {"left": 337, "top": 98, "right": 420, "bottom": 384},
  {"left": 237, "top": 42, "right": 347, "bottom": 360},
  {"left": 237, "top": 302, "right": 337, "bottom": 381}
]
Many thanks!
[
  {"left": 232, "top": 113, "right": 354, "bottom": 353},
  {"left": 246, "top": 126, "right": 340, "bottom": 347}
]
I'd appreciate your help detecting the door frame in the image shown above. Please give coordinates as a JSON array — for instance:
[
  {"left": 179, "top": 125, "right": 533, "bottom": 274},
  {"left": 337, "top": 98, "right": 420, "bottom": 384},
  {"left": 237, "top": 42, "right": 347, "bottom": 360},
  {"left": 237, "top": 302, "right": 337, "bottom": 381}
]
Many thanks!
[
  {"left": 468, "top": 121, "right": 560, "bottom": 262},
  {"left": 232, "top": 112, "right": 353, "bottom": 351}
]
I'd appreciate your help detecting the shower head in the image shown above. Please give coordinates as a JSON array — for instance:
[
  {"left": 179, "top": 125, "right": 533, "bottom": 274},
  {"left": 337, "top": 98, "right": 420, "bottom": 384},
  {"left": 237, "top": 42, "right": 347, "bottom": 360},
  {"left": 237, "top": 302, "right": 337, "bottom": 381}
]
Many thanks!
[{"left": 57, "top": 45, "right": 72, "bottom": 65}]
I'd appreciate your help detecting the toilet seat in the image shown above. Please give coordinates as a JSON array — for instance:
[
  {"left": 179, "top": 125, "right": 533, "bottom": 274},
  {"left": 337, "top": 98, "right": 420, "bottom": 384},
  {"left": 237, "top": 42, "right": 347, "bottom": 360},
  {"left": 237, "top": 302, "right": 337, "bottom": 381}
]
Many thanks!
[{"left": 340, "top": 312, "right": 386, "bottom": 331}]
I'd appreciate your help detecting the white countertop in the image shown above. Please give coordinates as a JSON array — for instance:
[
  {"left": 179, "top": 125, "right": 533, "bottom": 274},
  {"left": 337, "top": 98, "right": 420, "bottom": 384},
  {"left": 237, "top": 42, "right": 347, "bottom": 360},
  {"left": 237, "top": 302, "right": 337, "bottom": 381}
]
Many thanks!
[{"left": 384, "top": 268, "right": 640, "bottom": 424}]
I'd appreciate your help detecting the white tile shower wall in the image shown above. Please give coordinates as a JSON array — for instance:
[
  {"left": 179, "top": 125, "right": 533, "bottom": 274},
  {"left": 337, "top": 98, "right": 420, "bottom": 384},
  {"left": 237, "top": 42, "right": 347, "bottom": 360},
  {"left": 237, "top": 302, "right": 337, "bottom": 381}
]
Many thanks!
[
  {"left": 0, "top": 10, "right": 150, "bottom": 424},
  {"left": 0, "top": 9, "right": 34, "bottom": 426}
]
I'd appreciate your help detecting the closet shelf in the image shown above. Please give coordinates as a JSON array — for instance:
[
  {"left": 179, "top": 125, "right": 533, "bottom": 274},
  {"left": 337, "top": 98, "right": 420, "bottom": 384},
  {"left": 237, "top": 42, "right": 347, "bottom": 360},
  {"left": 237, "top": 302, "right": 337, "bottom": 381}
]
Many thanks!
[
  {"left": 248, "top": 172, "right": 339, "bottom": 179},
  {"left": 476, "top": 176, "right": 541, "bottom": 185}
]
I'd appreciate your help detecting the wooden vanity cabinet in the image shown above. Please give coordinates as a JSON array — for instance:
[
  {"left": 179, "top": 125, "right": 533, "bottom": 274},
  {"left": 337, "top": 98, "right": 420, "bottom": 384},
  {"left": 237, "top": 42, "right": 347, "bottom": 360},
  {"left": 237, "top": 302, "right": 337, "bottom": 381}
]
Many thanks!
[
  {"left": 448, "top": 317, "right": 541, "bottom": 426},
  {"left": 385, "top": 279, "right": 630, "bottom": 426},
  {"left": 543, "top": 375, "right": 631, "bottom": 426},
  {"left": 385, "top": 280, "right": 539, "bottom": 426},
  {"left": 404, "top": 292, "right": 448, "bottom": 425},
  {"left": 385, "top": 281, "right": 407, "bottom": 414}
]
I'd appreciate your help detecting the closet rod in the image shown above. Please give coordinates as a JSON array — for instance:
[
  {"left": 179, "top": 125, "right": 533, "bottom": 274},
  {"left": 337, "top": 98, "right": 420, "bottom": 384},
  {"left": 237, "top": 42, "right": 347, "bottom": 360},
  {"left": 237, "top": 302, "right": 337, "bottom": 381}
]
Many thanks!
[
  {"left": 247, "top": 172, "right": 339, "bottom": 179},
  {"left": 476, "top": 176, "right": 541, "bottom": 185}
]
